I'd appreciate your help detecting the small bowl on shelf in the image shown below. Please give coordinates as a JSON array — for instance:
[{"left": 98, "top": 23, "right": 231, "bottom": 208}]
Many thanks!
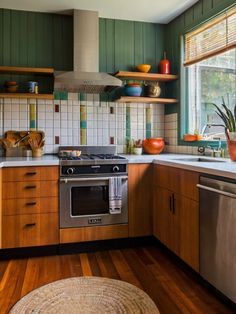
[
  {"left": 136, "top": 64, "right": 151, "bottom": 73},
  {"left": 5, "top": 85, "right": 18, "bottom": 93},
  {"left": 124, "top": 83, "right": 142, "bottom": 97}
]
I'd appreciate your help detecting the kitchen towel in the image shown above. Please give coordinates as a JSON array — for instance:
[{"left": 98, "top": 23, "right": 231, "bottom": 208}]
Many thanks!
[{"left": 109, "top": 177, "right": 122, "bottom": 214}]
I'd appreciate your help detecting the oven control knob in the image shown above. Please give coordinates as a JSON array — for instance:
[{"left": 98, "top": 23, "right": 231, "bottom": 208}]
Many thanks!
[
  {"left": 67, "top": 167, "right": 75, "bottom": 175},
  {"left": 113, "top": 165, "right": 120, "bottom": 173}
]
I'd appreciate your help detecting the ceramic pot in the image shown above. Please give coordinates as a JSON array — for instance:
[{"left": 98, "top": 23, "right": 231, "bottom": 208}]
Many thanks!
[
  {"left": 142, "top": 138, "right": 165, "bottom": 154},
  {"left": 227, "top": 140, "right": 236, "bottom": 161},
  {"left": 124, "top": 84, "right": 142, "bottom": 97},
  {"left": 228, "top": 132, "right": 236, "bottom": 141},
  {"left": 145, "top": 82, "right": 161, "bottom": 98},
  {"left": 133, "top": 147, "right": 142, "bottom": 155}
]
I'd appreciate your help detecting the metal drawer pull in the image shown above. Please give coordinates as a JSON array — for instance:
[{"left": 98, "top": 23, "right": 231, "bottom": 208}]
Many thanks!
[
  {"left": 24, "top": 223, "right": 36, "bottom": 228},
  {"left": 197, "top": 184, "right": 236, "bottom": 199},
  {"left": 25, "top": 172, "right": 37, "bottom": 176},
  {"left": 25, "top": 202, "right": 37, "bottom": 206},
  {"left": 60, "top": 176, "right": 128, "bottom": 183},
  {"left": 25, "top": 185, "right": 37, "bottom": 189}
]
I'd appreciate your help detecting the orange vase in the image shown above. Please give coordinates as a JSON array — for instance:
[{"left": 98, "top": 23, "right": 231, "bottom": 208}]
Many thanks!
[
  {"left": 142, "top": 138, "right": 165, "bottom": 154},
  {"left": 227, "top": 140, "right": 236, "bottom": 161}
]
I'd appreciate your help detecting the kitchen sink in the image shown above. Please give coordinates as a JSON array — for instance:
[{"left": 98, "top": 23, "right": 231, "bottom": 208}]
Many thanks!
[{"left": 173, "top": 157, "right": 226, "bottom": 163}]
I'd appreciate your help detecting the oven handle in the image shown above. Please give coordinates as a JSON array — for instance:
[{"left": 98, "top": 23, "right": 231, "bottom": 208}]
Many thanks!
[{"left": 60, "top": 176, "right": 128, "bottom": 183}]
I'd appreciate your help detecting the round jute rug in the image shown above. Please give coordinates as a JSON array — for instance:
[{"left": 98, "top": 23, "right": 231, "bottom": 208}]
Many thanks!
[{"left": 9, "top": 276, "right": 159, "bottom": 314}]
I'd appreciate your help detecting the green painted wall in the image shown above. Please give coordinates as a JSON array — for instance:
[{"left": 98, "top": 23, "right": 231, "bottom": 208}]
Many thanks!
[
  {"left": 0, "top": 9, "right": 164, "bottom": 74},
  {"left": 0, "top": 9, "right": 73, "bottom": 70},
  {"left": 99, "top": 18, "right": 164, "bottom": 73},
  {"left": 164, "top": 0, "right": 236, "bottom": 120}
]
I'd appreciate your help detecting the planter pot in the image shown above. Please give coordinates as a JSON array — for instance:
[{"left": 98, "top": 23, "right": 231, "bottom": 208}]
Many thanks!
[
  {"left": 133, "top": 147, "right": 142, "bottom": 155},
  {"left": 227, "top": 140, "right": 236, "bottom": 161},
  {"left": 142, "top": 138, "right": 165, "bottom": 154},
  {"left": 228, "top": 132, "right": 236, "bottom": 141}
]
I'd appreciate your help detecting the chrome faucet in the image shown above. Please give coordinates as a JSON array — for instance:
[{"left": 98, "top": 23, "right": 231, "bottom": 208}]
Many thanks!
[{"left": 201, "top": 123, "right": 226, "bottom": 137}]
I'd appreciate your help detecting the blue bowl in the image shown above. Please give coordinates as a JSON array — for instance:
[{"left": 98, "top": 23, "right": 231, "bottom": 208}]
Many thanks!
[{"left": 124, "top": 85, "right": 142, "bottom": 97}]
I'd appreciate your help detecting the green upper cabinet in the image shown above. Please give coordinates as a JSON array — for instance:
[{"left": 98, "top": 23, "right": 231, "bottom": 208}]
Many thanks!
[
  {"left": 99, "top": 18, "right": 164, "bottom": 74},
  {"left": 0, "top": 9, "right": 73, "bottom": 70}
]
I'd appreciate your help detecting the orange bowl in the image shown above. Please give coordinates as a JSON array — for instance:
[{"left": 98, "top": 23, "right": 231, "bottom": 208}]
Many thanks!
[
  {"left": 183, "top": 134, "right": 198, "bottom": 142},
  {"left": 136, "top": 64, "right": 151, "bottom": 73},
  {"left": 143, "top": 138, "right": 165, "bottom": 154}
]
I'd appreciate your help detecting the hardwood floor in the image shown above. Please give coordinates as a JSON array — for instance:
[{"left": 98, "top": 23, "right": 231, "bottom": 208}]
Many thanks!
[{"left": 0, "top": 244, "right": 234, "bottom": 314}]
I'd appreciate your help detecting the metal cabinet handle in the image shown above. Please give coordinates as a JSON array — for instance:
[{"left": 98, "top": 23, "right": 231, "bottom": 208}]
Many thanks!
[
  {"left": 25, "top": 185, "right": 37, "bottom": 189},
  {"left": 25, "top": 202, "right": 37, "bottom": 206},
  {"left": 172, "top": 193, "right": 176, "bottom": 214},
  {"left": 197, "top": 184, "right": 236, "bottom": 199},
  {"left": 169, "top": 196, "right": 172, "bottom": 212},
  {"left": 25, "top": 172, "right": 37, "bottom": 176},
  {"left": 24, "top": 223, "right": 36, "bottom": 228}
]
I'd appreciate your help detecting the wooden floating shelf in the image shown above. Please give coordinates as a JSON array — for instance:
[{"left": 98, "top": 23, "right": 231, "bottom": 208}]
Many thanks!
[
  {"left": 116, "top": 96, "right": 178, "bottom": 104},
  {"left": 114, "top": 71, "right": 178, "bottom": 82},
  {"left": 0, "top": 93, "right": 54, "bottom": 99},
  {"left": 0, "top": 66, "right": 54, "bottom": 75}
]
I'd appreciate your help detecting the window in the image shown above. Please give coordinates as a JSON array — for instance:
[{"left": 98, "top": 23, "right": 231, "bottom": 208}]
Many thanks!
[{"left": 184, "top": 6, "right": 236, "bottom": 140}]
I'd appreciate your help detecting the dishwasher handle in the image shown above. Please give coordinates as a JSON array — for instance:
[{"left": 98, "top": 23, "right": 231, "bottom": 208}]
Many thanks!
[{"left": 197, "top": 183, "right": 236, "bottom": 199}]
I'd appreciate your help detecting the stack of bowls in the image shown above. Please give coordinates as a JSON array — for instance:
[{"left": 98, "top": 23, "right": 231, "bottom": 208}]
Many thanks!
[{"left": 5, "top": 81, "right": 18, "bottom": 93}]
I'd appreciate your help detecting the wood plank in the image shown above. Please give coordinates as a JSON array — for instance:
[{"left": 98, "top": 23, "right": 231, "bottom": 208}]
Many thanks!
[
  {"left": 0, "top": 66, "right": 54, "bottom": 74},
  {"left": 115, "top": 71, "right": 178, "bottom": 81},
  {"left": 80, "top": 253, "right": 93, "bottom": 276},
  {"left": 0, "top": 246, "right": 234, "bottom": 313},
  {"left": 0, "top": 93, "right": 54, "bottom": 99},
  {"left": 60, "top": 224, "right": 128, "bottom": 243},
  {"left": 116, "top": 96, "right": 178, "bottom": 104}
]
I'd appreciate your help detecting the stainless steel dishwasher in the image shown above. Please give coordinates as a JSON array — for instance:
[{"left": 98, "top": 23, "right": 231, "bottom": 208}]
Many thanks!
[{"left": 197, "top": 176, "right": 236, "bottom": 303}]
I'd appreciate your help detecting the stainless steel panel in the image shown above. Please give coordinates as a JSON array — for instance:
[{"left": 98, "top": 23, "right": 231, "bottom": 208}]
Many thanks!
[{"left": 199, "top": 176, "right": 236, "bottom": 303}]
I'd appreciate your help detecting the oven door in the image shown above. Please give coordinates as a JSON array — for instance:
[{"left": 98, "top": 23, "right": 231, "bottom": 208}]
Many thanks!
[{"left": 60, "top": 176, "right": 128, "bottom": 228}]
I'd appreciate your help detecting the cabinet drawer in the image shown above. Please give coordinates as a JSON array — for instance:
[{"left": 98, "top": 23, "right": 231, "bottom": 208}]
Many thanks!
[
  {"left": 2, "top": 166, "right": 59, "bottom": 182},
  {"left": 2, "top": 181, "right": 58, "bottom": 199},
  {"left": 2, "top": 197, "right": 58, "bottom": 215},
  {"left": 154, "top": 165, "right": 199, "bottom": 201},
  {"left": 1, "top": 213, "right": 59, "bottom": 248}
]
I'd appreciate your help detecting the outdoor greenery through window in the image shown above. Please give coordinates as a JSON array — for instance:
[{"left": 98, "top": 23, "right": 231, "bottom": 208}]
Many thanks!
[
  {"left": 184, "top": 5, "right": 236, "bottom": 140},
  {"left": 187, "top": 48, "right": 236, "bottom": 139}
]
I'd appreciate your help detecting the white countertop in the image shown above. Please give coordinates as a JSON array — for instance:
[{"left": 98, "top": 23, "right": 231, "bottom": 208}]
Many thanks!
[
  {"left": 0, "top": 155, "right": 59, "bottom": 167},
  {"left": 125, "top": 153, "right": 236, "bottom": 179},
  {"left": 1, "top": 153, "right": 236, "bottom": 180}
]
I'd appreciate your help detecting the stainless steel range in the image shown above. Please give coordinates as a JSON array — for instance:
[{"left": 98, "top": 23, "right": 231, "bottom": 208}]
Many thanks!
[{"left": 59, "top": 146, "right": 128, "bottom": 228}]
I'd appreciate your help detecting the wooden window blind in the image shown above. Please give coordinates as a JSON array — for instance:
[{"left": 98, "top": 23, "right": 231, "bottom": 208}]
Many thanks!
[{"left": 184, "top": 6, "right": 236, "bottom": 66}]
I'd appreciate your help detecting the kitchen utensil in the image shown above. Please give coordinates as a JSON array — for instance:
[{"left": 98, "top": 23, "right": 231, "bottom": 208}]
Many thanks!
[
  {"left": 142, "top": 138, "right": 165, "bottom": 154},
  {"left": 136, "top": 64, "right": 151, "bottom": 73},
  {"left": 32, "top": 148, "right": 42, "bottom": 157}
]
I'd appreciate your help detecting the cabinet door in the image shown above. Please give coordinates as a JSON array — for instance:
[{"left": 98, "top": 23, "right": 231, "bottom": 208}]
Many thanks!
[
  {"left": 153, "top": 186, "right": 179, "bottom": 254},
  {"left": 177, "top": 195, "right": 199, "bottom": 271},
  {"left": 128, "top": 164, "right": 153, "bottom": 237},
  {"left": 1, "top": 213, "right": 59, "bottom": 248}
]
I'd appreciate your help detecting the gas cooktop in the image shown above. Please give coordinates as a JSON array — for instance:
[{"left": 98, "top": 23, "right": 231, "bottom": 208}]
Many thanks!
[{"left": 58, "top": 146, "right": 127, "bottom": 166}]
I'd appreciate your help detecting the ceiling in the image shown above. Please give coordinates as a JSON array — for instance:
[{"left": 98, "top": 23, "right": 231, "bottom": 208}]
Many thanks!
[{"left": 0, "top": 0, "right": 199, "bottom": 23}]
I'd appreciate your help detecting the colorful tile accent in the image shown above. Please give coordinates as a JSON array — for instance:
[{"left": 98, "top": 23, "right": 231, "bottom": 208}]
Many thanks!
[
  {"left": 29, "top": 103, "right": 36, "bottom": 130},
  {"left": 80, "top": 105, "right": 87, "bottom": 145},
  {"left": 125, "top": 106, "right": 131, "bottom": 141},
  {"left": 146, "top": 107, "right": 152, "bottom": 138}
]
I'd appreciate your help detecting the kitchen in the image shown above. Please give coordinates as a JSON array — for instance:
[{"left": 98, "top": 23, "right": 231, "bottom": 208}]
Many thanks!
[{"left": 0, "top": 0, "right": 236, "bottom": 313}]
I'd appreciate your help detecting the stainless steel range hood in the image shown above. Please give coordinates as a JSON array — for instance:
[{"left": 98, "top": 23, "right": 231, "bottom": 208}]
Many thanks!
[{"left": 54, "top": 10, "right": 122, "bottom": 94}]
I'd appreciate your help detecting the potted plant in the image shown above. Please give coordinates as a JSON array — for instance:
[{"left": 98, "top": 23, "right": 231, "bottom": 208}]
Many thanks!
[
  {"left": 213, "top": 98, "right": 236, "bottom": 161},
  {"left": 133, "top": 139, "right": 143, "bottom": 155}
]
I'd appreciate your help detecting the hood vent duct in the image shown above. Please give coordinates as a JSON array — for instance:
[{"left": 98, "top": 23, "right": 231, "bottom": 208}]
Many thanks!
[{"left": 54, "top": 10, "right": 122, "bottom": 94}]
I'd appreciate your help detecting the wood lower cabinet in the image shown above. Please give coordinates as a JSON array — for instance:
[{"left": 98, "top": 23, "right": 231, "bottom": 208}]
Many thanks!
[
  {"left": 1, "top": 166, "right": 59, "bottom": 249},
  {"left": 128, "top": 164, "right": 153, "bottom": 237},
  {"left": 2, "top": 213, "right": 58, "bottom": 248},
  {"left": 153, "top": 164, "right": 199, "bottom": 271}
]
